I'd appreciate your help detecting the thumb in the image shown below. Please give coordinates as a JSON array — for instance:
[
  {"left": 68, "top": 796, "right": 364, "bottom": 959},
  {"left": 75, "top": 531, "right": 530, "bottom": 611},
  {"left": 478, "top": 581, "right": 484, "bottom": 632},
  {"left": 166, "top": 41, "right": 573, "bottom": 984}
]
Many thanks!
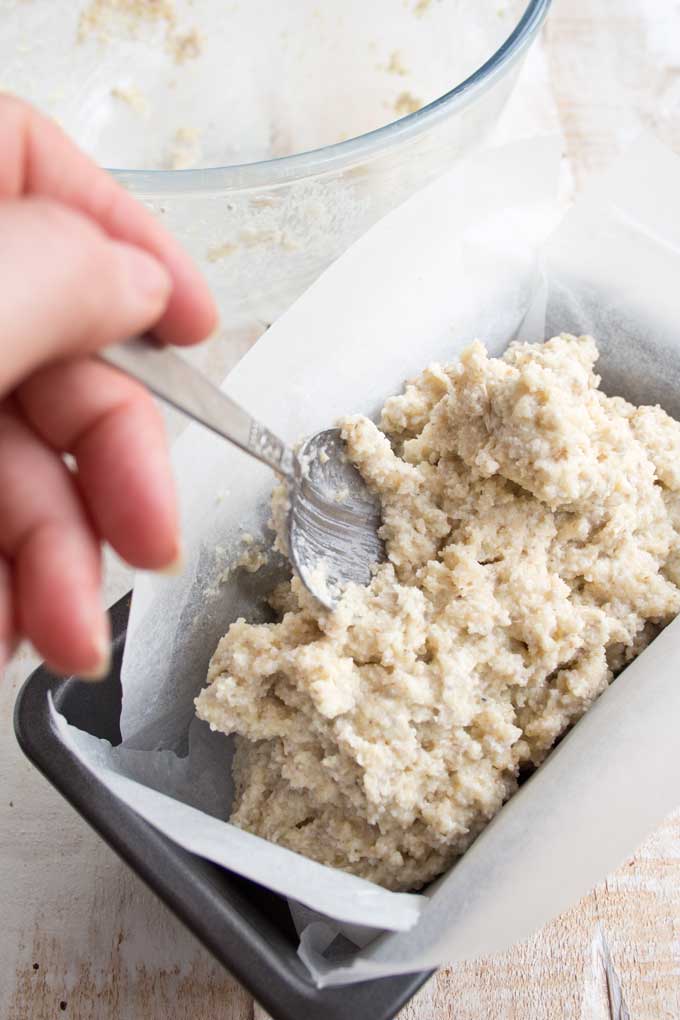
[{"left": 0, "top": 195, "right": 171, "bottom": 398}]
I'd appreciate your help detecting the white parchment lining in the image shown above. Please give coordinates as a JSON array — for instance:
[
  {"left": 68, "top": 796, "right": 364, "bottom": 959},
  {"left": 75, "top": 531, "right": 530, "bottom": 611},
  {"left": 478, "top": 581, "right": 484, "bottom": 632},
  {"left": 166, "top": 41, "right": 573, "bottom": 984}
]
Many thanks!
[{"left": 52, "top": 134, "right": 680, "bottom": 984}]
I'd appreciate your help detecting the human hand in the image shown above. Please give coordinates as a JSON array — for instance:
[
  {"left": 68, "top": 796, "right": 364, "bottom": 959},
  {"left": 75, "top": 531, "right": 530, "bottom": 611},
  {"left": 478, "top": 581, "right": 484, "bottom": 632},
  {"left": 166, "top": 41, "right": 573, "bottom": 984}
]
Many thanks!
[{"left": 0, "top": 95, "right": 217, "bottom": 678}]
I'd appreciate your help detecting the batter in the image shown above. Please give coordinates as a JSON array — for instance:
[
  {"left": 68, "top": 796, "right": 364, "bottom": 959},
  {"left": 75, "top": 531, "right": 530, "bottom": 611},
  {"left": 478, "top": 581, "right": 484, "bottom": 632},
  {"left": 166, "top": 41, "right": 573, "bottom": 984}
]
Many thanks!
[{"left": 196, "top": 334, "right": 680, "bottom": 891}]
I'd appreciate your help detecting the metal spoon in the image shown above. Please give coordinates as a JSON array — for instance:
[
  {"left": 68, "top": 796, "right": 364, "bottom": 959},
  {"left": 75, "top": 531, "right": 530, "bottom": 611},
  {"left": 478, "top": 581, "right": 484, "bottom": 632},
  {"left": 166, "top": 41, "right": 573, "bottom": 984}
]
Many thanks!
[{"left": 100, "top": 339, "right": 384, "bottom": 608}]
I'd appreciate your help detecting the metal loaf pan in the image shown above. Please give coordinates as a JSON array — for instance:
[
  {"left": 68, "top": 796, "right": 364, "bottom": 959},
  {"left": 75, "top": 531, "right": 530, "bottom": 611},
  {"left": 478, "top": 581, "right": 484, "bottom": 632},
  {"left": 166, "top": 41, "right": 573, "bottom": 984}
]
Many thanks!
[{"left": 14, "top": 593, "right": 433, "bottom": 1020}]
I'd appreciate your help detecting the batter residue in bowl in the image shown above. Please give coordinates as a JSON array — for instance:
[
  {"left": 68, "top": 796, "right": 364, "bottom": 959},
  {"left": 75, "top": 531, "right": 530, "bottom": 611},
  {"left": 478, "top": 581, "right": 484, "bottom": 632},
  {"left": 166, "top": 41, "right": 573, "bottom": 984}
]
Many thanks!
[{"left": 196, "top": 334, "right": 680, "bottom": 891}]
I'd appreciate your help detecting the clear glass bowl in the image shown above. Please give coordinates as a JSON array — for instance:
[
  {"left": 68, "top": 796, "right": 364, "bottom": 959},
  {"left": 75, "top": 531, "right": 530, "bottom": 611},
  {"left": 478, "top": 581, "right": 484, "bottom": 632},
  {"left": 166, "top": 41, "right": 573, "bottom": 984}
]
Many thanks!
[{"left": 2, "top": 0, "right": 551, "bottom": 367}]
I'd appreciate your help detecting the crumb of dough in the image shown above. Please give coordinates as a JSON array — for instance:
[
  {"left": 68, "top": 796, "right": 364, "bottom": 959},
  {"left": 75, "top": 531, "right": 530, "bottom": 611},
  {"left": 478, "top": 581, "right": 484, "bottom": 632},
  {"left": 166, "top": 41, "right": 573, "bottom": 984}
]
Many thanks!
[
  {"left": 78, "top": 0, "right": 176, "bottom": 43},
  {"left": 394, "top": 91, "right": 423, "bottom": 116},
  {"left": 166, "top": 126, "right": 202, "bottom": 169},
  {"left": 78, "top": 0, "right": 200, "bottom": 65},
  {"left": 235, "top": 543, "right": 268, "bottom": 574},
  {"left": 386, "top": 50, "right": 409, "bottom": 77},
  {"left": 111, "top": 84, "right": 148, "bottom": 115},
  {"left": 269, "top": 483, "right": 291, "bottom": 556},
  {"left": 207, "top": 242, "right": 238, "bottom": 263},
  {"left": 220, "top": 536, "right": 269, "bottom": 582},
  {"left": 196, "top": 334, "right": 680, "bottom": 891},
  {"left": 167, "top": 27, "right": 202, "bottom": 64},
  {"left": 414, "top": 0, "right": 431, "bottom": 15}
]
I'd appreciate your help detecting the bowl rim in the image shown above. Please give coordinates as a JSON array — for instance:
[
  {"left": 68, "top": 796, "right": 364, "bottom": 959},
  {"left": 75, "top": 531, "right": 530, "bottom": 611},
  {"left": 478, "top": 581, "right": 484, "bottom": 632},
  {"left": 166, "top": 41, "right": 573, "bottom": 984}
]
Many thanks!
[{"left": 111, "top": 0, "right": 552, "bottom": 194}]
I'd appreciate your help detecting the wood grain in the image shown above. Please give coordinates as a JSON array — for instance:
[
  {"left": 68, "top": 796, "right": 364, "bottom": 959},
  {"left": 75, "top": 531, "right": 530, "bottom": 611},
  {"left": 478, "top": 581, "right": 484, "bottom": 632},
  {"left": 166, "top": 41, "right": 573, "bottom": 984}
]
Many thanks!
[
  {"left": 543, "top": 0, "right": 680, "bottom": 189},
  {"left": 405, "top": 810, "right": 680, "bottom": 1020},
  {"left": 3, "top": 0, "right": 680, "bottom": 1017}
]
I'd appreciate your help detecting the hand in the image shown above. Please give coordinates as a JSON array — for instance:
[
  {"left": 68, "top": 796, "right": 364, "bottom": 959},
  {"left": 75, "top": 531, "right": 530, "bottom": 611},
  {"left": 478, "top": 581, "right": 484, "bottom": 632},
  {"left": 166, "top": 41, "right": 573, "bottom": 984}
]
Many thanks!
[{"left": 0, "top": 95, "right": 217, "bottom": 678}]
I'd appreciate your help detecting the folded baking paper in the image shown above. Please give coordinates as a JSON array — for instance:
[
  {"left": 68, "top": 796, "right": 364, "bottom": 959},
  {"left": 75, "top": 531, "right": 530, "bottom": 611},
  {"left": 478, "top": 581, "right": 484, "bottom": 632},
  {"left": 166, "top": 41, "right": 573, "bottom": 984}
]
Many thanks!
[{"left": 53, "top": 133, "right": 680, "bottom": 984}]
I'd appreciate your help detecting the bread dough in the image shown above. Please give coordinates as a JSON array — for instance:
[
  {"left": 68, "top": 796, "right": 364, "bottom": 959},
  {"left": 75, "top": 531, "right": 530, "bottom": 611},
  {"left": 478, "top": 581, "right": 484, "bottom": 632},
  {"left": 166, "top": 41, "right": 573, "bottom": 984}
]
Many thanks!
[{"left": 195, "top": 334, "right": 680, "bottom": 891}]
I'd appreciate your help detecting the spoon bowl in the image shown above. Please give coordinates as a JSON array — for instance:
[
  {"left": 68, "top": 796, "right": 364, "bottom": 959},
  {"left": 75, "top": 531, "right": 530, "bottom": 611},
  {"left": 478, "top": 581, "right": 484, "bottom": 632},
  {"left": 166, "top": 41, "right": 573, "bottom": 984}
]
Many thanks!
[
  {"left": 100, "top": 341, "right": 384, "bottom": 606},
  {"left": 290, "top": 429, "right": 384, "bottom": 608}
]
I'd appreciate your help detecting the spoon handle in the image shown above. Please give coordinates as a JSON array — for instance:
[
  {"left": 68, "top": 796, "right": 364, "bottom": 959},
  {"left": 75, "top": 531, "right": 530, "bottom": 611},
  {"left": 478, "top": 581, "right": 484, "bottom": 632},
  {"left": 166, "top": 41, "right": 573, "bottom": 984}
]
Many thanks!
[{"left": 99, "top": 339, "right": 295, "bottom": 480}]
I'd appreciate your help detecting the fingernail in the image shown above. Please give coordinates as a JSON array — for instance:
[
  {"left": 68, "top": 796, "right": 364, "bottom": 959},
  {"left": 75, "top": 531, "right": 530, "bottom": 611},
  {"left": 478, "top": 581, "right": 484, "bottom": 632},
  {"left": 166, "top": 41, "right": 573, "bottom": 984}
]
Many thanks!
[
  {"left": 80, "top": 646, "right": 110, "bottom": 681},
  {"left": 79, "top": 620, "right": 111, "bottom": 682},
  {"left": 157, "top": 542, "right": 184, "bottom": 577},
  {"left": 120, "top": 245, "right": 172, "bottom": 306}
]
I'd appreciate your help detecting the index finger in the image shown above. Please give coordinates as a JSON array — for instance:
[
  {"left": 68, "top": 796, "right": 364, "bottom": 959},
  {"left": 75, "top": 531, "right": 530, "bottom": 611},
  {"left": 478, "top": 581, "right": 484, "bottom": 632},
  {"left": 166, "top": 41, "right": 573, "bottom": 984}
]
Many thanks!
[{"left": 0, "top": 94, "right": 217, "bottom": 346}]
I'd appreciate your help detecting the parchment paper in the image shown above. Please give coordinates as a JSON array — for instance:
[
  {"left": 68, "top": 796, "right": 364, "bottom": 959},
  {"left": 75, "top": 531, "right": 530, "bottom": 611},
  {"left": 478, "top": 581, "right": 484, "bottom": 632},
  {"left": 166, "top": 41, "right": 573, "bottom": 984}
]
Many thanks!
[{"left": 55, "top": 133, "right": 680, "bottom": 984}]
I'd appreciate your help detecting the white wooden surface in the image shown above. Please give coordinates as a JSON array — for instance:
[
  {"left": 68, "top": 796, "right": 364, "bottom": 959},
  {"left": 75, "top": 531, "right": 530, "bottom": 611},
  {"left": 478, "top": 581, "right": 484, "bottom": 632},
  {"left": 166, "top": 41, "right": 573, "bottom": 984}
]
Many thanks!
[{"left": 3, "top": 1, "right": 680, "bottom": 1016}]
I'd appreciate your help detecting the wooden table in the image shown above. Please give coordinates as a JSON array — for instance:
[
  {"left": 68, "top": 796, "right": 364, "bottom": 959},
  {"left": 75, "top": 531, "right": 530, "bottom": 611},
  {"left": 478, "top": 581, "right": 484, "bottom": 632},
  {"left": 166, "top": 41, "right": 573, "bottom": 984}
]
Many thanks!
[{"left": 3, "top": 0, "right": 680, "bottom": 1016}]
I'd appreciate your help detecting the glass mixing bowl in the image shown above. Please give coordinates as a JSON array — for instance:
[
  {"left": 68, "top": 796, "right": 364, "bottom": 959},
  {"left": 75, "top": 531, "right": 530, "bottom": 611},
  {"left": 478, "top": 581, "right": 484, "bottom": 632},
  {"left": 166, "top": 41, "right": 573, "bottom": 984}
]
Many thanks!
[{"left": 2, "top": 0, "right": 551, "bottom": 368}]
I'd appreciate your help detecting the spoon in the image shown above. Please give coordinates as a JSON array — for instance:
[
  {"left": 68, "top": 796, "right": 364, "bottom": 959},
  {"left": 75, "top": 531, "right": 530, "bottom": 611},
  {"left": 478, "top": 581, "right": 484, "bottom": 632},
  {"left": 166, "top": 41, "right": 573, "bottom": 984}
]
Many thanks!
[{"left": 100, "top": 339, "right": 384, "bottom": 608}]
